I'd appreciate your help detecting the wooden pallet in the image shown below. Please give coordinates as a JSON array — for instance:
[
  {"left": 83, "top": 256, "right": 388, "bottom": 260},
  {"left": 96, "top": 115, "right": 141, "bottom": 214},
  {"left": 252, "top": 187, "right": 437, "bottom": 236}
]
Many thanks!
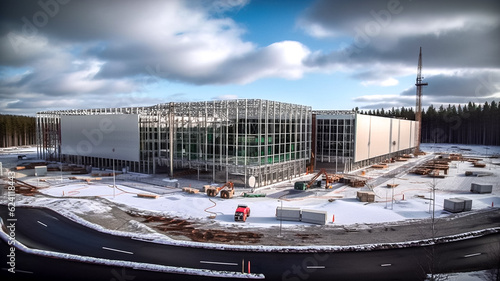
[{"left": 137, "top": 193, "right": 159, "bottom": 199}]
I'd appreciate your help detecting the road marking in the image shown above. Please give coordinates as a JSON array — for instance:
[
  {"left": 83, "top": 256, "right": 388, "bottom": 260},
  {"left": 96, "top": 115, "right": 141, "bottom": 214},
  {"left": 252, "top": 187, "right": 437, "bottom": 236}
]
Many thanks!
[
  {"left": 131, "top": 237, "right": 153, "bottom": 242},
  {"left": 464, "top": 253, "right": 482, "bottom": 258},
  {"left": 37, "top": 221, "right": 47, "bottom": 227},
  {"left": 16, "top": 269, "right": 34, "bottom": 274},
  {"left": 1, "top": 268, "right": 34, "bottom": 274},
  {"left": 102, "top": 246, "right": 134, "bottom": 255},
  {"left": 200, "top": 261, "right": 238, "bottom": 266},
  {"left": 306, "top": 265, "right": 326, "bottom": 269},
  {"left": 380, "top": 264, "right": 392, "bottom": 267}
]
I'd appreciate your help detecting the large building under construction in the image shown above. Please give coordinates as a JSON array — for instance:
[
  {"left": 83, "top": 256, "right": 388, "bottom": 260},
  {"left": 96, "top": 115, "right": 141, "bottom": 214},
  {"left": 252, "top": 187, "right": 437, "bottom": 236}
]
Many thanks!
[
  {"left": 36, "top": 99, "right": 417, "bottom": 187},
  {"left": 314, "top": 110, "right": 417, "bottom": 173}
]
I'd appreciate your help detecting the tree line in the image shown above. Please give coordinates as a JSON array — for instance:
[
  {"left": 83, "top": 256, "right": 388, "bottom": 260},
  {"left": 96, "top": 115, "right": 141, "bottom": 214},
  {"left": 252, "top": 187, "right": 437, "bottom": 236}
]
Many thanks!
[
  {"left": 1, "top": 101, "right": 499, "bottom": 148},
  {"left": 0, "top": 114, "right": 36, "bottom": 148},
  {"left": 355, "top": 100, "right": 500, "bottom": 146}
]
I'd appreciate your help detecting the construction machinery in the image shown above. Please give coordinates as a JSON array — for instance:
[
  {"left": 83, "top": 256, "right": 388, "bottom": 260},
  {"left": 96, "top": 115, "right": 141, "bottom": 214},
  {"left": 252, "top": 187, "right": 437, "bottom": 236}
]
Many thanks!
[
  {"left": 306, "top": 169, "right": 342, "bottom": 189},
  {"left": 414, "top": 47, "right": 428, "bottom": 155},
  {"left": 206, "top": 182, "right": 234, "bottom": 199},
  {"left": 234, "top": 205, "right": 251, "bottom": 222}
]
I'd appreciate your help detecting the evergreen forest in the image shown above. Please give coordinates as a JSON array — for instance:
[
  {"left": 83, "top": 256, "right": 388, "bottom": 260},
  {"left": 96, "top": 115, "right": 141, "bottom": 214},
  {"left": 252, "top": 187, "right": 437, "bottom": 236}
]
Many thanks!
[
  {"left": 1, "top": 101, "right": 499, "bottom": 148},
  {"left": 0, "top": 114, "right": 36, "bottom": 148}
]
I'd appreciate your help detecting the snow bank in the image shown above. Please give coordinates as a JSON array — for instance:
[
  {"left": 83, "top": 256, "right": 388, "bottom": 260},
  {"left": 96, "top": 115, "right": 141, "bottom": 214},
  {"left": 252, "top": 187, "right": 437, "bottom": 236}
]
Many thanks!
[
  {"left": 0, "top": 217, "right": 264, "bottom": 279},
  {"left": 3, "top": 202, "right": 499, "bottom": 254}
]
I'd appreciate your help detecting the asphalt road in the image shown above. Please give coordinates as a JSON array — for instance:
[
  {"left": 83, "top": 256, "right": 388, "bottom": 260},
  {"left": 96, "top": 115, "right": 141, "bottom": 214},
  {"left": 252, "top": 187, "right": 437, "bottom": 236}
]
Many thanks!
[{"left": 1, "top": 206, "right": 499, "bottom": 280}]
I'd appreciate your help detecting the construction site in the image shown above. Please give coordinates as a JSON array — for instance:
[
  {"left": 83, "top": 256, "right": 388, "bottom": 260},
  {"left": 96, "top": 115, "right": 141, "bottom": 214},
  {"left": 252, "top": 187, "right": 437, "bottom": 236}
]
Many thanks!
[
  {"left": 2, "top": 48, "right": 500, "bottom": 280},
  {"left": 12, "top": 48, "right": 435, "bottom": 215},
  {"left": 35, "top": 100, "right": 418, "bottom": 190}
]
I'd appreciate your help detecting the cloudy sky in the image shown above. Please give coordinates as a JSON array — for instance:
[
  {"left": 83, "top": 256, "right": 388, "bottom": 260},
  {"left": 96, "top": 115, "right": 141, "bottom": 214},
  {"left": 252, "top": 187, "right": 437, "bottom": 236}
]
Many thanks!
[{"left": 1, "top": 0, "right": 499, "bottom": 116}]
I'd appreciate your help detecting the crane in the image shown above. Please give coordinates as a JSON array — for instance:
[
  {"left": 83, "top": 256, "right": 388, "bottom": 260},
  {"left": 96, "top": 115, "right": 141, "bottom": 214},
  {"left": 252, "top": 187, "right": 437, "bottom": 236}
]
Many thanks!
[{"left": 414, "top": 47, "right": 428, "bottom": 155}]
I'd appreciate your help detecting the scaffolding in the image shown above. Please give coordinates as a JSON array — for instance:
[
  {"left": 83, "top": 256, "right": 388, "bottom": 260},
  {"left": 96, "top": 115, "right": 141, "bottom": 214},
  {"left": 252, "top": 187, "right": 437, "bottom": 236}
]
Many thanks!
[{"left": 36, "top": 99, "right": 312, "bottom": 188}]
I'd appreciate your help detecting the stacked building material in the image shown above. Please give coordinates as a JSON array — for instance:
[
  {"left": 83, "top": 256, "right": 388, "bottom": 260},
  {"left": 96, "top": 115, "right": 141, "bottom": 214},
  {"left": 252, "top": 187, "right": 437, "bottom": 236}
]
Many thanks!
[{"left": 356, "top": 191, "right": 375, "bottom": 202}]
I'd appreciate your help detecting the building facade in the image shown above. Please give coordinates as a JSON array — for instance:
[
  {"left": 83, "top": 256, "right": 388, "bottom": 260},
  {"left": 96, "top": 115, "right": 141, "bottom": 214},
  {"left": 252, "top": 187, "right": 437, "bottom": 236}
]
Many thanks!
[
  {"left": 314, "top": 111, "right": 417, "bottom": 173},
  {"left": 37, "top": 99, "right": 418, "bottom": 186},
  {"left": 37, "top": 99, "right": 312, "bottom": 187}
]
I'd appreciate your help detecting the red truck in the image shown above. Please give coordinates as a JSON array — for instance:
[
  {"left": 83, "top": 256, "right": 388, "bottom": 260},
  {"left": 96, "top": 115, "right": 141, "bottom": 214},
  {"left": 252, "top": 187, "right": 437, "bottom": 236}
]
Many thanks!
[{"left": 234, "top": 205, "right": 251, "bottom": 222}]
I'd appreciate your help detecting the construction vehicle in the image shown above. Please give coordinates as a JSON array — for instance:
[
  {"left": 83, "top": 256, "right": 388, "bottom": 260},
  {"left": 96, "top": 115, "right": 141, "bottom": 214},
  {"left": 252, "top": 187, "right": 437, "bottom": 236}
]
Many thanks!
[
  {"left": 234, "top": 205, "right": 251, "bottom": 222},
  {"left": 206, "top": 182, "right": 234, "bottom": 199},
  {"left": 305, "top": 169, "right": 342, "bottom": 189}
]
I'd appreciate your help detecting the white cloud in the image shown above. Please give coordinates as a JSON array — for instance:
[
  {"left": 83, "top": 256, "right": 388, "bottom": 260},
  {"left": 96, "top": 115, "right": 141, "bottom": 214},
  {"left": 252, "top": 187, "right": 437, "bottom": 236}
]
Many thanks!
[
  {"left": 213, "top": 94, "right": 238, "bottom": 100},
  {"left": 0, "top": 0, "right": 315, "bottom": 115},
  {"left": 361, "top": 77, "right": 399, "bottom": 87},
  {"left": 296, "top": 19, "right": 338, "bottom": 38}
]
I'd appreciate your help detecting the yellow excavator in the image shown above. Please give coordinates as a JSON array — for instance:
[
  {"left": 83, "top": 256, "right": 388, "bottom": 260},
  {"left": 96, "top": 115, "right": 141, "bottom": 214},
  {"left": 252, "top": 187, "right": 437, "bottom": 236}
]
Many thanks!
[{"left": 306, "top": 169, "right": 342, "bottom": 189}]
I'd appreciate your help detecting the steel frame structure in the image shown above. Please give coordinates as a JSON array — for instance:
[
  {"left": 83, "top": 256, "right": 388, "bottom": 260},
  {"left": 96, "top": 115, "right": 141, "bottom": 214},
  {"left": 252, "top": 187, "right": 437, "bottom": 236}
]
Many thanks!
[
  {"left": 314, "top": 112, "right": 356, "bottom": 173},
  {"left": 37, "top": 99, "right": 312, "bottom": 188},
  {"left": 314, "top": 112, "right": 416, "bottom": 173}
]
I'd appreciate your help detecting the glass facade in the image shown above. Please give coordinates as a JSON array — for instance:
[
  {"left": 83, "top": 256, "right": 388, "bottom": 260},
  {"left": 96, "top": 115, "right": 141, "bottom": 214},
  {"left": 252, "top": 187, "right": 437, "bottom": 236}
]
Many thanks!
[
  {"left": 37, "top": 99, "right": 312, "bottom": 187},
  {"left": 314, "top": 111, "right": 356, "bottom": 172}
]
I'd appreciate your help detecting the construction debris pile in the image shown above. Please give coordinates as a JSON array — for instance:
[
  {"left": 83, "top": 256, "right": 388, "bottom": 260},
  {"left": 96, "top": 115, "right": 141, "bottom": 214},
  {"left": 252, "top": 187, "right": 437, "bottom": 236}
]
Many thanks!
[
  {"left": 295, "top": 169, "right": 343, "bottom": 190},
  {"left": 341, "top": 175, "right": 368, "bottom": 187},
  {"left": 1, "top": 178, "right": 38, "bottom": 196},
  {"left": 356, "top": 191, "right": 375, "bottom": 203},
  {"left": 410, "top": 153, "right": 495, "bottom": 178},
  {"left": 134, "top": 213, "right": 263, "bottom": 243},
  {"left": 410, "top": 154, "right": 463, "bottom": 177},
  {"left": 467, "top": 158, "right": 487, "bottom": 168},
  {"left": 15, "top": 161, "right": 47, "bottom": 170}
]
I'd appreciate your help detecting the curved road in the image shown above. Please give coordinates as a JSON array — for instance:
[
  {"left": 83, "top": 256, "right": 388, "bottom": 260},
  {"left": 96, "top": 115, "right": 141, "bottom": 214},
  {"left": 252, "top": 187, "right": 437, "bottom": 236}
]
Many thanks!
[{"left": 1, "top": 206, "right": 499, "bottom": 280}]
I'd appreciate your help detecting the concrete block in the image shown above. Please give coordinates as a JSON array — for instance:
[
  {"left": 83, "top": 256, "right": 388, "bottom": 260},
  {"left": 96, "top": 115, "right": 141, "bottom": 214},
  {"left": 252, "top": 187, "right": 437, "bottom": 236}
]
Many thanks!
[
  {"left": 444, "top": 198, "right": 465, "bottom": 213},
  {"left": 455, "top": 197, "right": 472, "bottom": 211},
  {"left": 276, "top": 207, "right": 301, "bottom": 222},
  {"left": 301, "top": 209, "right": 328, "bottom": 225},
  {"left": 470, "top": 183, "right": 493, "bottom": 194}
]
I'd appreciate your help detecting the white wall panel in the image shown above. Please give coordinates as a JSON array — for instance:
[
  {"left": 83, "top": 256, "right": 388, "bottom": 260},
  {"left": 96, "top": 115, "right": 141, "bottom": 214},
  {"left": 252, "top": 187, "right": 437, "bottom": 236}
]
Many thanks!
[
  {"left": 355, "top": 114, "right": 417, "bottom": 162},
  {"left": 390, "top": 119, "right": 400, "bottom": 153},
  {"left": 354, "top": 114, "right": 371, "bottom": 162},
  {"left": 61, "top": 114, "right": 140, "bottom": 162},
  {"left": 399, "top": 119, "right": 412, "bottom": 150},
  {"left": 369, "top": 116, "right": 391, "bottom": 158}
]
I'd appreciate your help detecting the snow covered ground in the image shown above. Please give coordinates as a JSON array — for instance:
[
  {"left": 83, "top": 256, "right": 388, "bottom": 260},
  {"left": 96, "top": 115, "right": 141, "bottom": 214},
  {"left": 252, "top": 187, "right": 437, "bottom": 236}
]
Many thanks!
[
  {"left": 2, "top": 144, "right": 499, "bottom": 228},
  {"left": 1, "top": 144, "right": 499, "bottom": 280}
]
